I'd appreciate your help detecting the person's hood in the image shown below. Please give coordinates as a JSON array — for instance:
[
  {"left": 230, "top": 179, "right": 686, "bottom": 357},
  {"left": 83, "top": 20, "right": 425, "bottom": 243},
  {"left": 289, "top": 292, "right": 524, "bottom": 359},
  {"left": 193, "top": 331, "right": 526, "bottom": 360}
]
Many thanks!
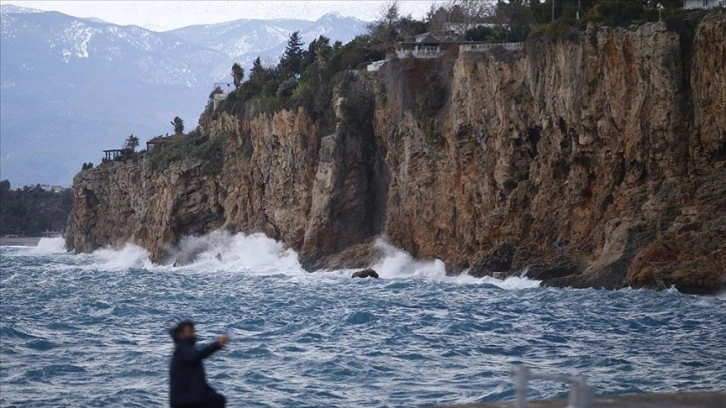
[{"left": 169, "top": 328, "right": 196, "bottom": 345}]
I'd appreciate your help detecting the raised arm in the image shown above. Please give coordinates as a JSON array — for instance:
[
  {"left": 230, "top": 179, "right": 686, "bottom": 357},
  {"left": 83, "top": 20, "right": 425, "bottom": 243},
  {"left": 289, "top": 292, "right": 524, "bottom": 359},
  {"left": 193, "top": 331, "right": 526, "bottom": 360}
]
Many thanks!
[
  {"left": 176, "top": 341, "right": 222, "bottom": 363},
  {"left": 176, "top": 334, "right": 230, "bottom": 364}
]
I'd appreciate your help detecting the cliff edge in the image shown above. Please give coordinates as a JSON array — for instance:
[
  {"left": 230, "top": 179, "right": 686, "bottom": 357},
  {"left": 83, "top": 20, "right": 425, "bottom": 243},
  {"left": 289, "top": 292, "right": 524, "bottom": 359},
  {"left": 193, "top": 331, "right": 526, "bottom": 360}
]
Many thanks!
[{"left": 66, "top": 14, "right": 726, "bottom": 294}]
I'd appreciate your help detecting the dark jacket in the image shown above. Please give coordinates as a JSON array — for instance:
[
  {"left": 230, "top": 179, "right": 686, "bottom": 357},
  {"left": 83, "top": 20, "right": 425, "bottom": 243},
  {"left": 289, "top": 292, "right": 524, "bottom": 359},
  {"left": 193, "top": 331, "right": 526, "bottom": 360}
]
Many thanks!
[{"left": 169, "top": 329, "right": 223, "bottom": 406}]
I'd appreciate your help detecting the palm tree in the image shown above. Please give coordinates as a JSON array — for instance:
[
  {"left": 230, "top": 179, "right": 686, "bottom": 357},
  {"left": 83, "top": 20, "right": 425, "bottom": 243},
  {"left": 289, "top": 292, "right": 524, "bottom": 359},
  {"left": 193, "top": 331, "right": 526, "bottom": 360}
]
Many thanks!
[
  {"left": 231, "top": 63, "right": 244, "bottom": 89},
  {"left": 170, "top": 117, "right": 184, "bottom": 135},
  {"left": 125, "top": 134, "right": 140, "bottom": 151}
]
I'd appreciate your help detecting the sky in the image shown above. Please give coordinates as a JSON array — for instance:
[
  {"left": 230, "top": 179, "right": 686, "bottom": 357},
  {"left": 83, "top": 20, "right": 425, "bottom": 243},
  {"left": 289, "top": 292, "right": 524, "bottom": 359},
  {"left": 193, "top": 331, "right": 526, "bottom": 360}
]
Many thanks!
[{"left": 4, "top": 1, "right": 440, "bottom": 31}]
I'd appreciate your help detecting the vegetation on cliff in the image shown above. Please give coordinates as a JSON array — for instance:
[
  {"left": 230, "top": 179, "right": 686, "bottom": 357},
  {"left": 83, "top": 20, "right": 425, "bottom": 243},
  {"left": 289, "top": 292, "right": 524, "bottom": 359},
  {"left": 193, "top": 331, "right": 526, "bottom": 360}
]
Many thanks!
[
  {"left": 1, "top": 180, "right": 73, "bottom": 236},
  {"left": 146, "top": 128, "right": 224, "bottom": 175}
]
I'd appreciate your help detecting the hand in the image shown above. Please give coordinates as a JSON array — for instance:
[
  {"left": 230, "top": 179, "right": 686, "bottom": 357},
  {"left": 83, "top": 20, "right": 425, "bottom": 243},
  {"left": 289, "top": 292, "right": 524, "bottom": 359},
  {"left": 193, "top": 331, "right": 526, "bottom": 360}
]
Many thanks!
[{"left": 217, "top": 334, "right": 231, "bottom": 347}]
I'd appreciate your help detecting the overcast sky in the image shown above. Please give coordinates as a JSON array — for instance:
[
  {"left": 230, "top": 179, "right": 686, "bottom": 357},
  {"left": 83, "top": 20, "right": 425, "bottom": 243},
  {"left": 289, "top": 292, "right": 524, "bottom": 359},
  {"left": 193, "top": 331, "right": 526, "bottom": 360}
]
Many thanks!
[{"left": 5, "top": 1, "right": 439, "bottom": 31}]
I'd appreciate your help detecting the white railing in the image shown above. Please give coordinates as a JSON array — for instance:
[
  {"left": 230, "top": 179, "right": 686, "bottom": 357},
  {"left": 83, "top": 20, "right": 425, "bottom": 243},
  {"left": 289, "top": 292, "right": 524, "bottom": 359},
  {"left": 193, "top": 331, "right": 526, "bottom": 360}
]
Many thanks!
[
  {"left": 514, "top": 365, "right": 594, "bottom": 408},
  {"left": 460, "top": 42, "right": 523, "bottom": 52},
  {"left": 396, "top": 47, "right": 443, "bottom": 59}
]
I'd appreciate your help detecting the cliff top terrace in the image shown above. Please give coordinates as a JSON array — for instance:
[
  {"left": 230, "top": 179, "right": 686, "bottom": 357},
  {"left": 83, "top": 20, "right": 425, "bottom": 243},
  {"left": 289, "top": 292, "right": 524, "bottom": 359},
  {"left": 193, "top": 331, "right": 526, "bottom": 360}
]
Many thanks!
[{"left": 395, "top": 32, "right": 523, "bottom": 59}]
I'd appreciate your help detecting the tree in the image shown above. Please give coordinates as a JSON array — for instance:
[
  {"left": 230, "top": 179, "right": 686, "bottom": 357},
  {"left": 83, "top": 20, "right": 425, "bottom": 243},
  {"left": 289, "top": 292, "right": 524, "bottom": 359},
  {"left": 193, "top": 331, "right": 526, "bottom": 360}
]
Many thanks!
[
  {"left": 231, "top": 63, "right": 244, "bottom": 89},
  {"left": 495, "top": 0, "right": 535, "bottom": 41},
  {"left": 171, "top": 117, "right": 184, "bottom": 135},
  {"left": 250, "top": 57, "right": 266, "bottom": 85},
  {"left": 281, "top": 31, "right": 304, "bottom": 78},
  {"left": 125, "top": 134, "right": 139, "bottom": 151},
  {"left": 368, "top": 1, "right": 400, "bottom": 46}
]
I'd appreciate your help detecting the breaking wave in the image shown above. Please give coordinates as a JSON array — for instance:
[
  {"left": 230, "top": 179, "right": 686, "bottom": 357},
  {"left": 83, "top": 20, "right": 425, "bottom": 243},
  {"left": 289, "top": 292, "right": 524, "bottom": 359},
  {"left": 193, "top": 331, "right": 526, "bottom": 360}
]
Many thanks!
[
  {"left": 29, "top": 237, "right": 66, "bottom": 255},
  {"left": 6, "top": 231, "right": 540, "bottom": 289},
  {"left": 76, "top": 231, "right": 541, "bottom": 289}
]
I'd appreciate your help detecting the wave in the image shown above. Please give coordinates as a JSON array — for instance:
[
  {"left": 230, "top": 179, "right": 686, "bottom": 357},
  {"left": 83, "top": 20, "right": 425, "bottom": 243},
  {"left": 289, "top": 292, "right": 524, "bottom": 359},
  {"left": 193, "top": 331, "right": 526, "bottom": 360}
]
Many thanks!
[
  {"left": 371, "top": 239, "right": 540, "bottom": 289},
  {"left": 164, "top": 230, "right": 303, "bottom": 275},
  {"left": 28, "top": 237, "right": 66, "bottom": 255},
  {"left": 18, "top": 231, "right": 540, "bottom": 289},
  {"left": 371, "top": 239, "right": 447, "bottom": 279},
  {"left": 90, "top": 243, "right": 153, "bottom": 271}
]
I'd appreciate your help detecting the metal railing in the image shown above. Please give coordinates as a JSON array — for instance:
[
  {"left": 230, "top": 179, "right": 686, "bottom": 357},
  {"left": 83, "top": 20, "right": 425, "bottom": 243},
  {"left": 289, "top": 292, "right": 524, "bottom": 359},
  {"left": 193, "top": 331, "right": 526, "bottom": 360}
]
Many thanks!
[
  {"left": 514, "top": 365, "right": 594, "bottom": 408},
  {"left": 396, "top": 47, "right": 444, "bottom": 59},
  {"left": 460, "top": 42, "right": 523, "bottom": 52}
]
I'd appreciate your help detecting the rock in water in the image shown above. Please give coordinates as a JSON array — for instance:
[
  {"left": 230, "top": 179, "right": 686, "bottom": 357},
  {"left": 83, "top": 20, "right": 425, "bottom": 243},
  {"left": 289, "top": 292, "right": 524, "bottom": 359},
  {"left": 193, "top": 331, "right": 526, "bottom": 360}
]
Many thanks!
[{"left": 352, "top": 269, "right": 379, "bottom": 279}]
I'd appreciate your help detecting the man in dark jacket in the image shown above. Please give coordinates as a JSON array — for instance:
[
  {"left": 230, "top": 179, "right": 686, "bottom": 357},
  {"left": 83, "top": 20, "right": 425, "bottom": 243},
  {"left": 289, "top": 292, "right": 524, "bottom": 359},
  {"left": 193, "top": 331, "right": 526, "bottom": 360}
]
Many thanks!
[{"left": 169, "top": 321, "right": 230, "bottom": 408}]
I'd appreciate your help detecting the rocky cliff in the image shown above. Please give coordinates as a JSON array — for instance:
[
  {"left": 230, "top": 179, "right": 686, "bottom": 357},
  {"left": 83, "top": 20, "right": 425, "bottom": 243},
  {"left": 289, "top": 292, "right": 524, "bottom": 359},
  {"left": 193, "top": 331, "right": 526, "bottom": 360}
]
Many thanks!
[{"left": 66, "top": 13, "right": 726, "bottom": 294}]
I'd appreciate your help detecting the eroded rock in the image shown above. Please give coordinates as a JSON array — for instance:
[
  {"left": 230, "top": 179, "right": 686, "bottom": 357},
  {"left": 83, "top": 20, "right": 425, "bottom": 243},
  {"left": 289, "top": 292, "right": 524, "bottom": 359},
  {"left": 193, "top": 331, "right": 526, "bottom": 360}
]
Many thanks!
[{"left": 352, "top": 269, "right": 379, "bottom": 279}]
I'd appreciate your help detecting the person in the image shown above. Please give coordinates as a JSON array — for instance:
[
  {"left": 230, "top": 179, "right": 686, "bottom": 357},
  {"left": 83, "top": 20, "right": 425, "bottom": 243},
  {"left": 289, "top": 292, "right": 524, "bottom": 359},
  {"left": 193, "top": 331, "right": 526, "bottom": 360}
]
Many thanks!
[{"left": 169, "top": 321, "right": 230, "bottom": 408}]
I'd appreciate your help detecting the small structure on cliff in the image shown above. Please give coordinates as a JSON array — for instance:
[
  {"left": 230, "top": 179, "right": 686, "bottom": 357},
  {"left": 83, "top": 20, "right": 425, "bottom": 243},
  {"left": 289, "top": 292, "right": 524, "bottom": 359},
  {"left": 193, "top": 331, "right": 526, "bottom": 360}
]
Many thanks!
[
  {"left": 146, "top": 134, "right": 184, "bottom": 152},
  {"left": 395, "top": 32, "right": 523, "bottom": 59},
  {"left": 102, "top": 149, "right": 124, "bottom": 161},
  {"left": 209, "top": 82, "right": 234, "bottom": 110},
  {"left": 396, "top": 32, "right": 464, "bottom": 58}
]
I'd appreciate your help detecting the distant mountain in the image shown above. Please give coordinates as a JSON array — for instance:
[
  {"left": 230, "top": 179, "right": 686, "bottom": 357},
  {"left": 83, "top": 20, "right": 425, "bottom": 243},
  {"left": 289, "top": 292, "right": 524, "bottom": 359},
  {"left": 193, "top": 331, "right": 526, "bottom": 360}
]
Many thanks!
[
  {"left": 0, "top": 6, "right": 367, "bottom": 186},
  {"left": 0, "top": 4, "right": 43, "bottom": 14},
  {"left": 0, "top": 6, "right": 231, "bottom": 186},
  {"left": 169, "top": 12, "right": 368, "bottom": 70}
]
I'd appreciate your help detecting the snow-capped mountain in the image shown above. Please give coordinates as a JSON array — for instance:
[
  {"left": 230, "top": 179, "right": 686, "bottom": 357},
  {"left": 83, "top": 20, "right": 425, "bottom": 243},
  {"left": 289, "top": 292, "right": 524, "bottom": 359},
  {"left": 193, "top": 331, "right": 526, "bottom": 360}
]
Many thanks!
[
  {"left": 0, "top": 5, "right": 366, "bottom": 186},
  {"left": 170, "top": 12, "right": 367, "bottom": 69}
]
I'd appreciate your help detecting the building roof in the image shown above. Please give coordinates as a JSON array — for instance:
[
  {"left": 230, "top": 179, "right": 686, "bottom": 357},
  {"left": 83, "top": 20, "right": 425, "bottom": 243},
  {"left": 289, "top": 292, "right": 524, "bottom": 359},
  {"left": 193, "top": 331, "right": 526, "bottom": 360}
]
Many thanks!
[
  {"left": 147, "top": 134, "right": 184, "bottom": 145},
  {"left": 400, "top": 32, "right": 469, "bottom": 46}
]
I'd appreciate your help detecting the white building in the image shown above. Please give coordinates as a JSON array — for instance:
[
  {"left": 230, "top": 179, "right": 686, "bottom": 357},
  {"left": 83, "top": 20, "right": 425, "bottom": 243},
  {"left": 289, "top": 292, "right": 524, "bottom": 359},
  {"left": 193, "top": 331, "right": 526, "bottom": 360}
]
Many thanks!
[{"left": 683, "top": 0, "right": 725, "bottom": 9}]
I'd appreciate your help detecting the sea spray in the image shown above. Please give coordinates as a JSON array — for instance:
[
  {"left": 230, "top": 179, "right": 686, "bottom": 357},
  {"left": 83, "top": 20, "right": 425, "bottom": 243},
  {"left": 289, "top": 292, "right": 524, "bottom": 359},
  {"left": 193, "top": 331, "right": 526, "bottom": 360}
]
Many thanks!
[{"left": 29, "top": 237, "right": 66, "bottom": 255}]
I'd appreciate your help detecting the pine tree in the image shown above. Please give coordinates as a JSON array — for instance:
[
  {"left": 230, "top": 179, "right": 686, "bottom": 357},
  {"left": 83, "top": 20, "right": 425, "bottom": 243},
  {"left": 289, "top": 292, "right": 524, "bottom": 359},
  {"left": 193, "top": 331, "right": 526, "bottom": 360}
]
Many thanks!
[
  {"left": 250, "top": 57, "right": 265, "bottom": 84},
  {"left": 281, "top": 31, "right": 304, "bottom": 78}
]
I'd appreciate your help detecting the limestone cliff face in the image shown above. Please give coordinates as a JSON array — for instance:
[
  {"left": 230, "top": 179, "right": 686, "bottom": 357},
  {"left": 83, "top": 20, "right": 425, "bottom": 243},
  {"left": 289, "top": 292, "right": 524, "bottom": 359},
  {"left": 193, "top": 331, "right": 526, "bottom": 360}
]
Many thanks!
[{"left": 66, "top": 14, "right": 726, "bottom": 293}]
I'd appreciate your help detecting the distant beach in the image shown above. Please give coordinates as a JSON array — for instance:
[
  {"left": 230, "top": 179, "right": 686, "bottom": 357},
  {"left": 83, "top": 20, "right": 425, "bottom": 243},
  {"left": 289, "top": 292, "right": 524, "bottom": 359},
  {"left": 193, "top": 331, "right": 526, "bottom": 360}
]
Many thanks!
[{"left": 0, "top": 237, "right": 42, "bottom": 246}]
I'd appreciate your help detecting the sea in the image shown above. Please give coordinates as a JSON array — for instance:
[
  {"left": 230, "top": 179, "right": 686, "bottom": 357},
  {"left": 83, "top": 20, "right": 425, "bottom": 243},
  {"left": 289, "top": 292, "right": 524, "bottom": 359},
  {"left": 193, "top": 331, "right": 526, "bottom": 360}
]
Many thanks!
[{"left": 1, "top": 232, "right": 725, "bottom": 407}]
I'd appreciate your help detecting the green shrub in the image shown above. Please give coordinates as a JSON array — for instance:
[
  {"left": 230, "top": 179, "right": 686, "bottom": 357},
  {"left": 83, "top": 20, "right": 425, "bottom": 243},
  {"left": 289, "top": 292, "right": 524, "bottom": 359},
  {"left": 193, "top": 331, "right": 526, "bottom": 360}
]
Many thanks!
[
  {"left": 276, "top": 78, "right": 298, "bottom": 98},
  {"left": 235, "top": 80, "right": 262, "bottom": 101},
  {"left": 341, "top": 89, "right": 375, "bottom": 129},
  {"left": 147, "top": 134, "right": 226, "bottom": 175},
  {"left": 260, "top": 96, "right": 283, "bottom": 114}
]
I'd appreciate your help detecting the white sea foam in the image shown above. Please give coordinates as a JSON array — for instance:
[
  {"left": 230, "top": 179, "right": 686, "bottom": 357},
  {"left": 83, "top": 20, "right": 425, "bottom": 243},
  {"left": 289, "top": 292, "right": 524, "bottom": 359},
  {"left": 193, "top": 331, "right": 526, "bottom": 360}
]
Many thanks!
[
  {"left": 29, "top": 237, "right": 66, "bottom": 255},
  {"left": 370, "top": 238, "right": 541, "bottom": 289},
  {"left": 19, "top": 231, "right": 540, "bottom": 289},
  {"left": 166, "top": 230, "right": 303, "bottom": 275},
  {"left": 371, "top": 239, "right": 448, "bottom": 279},
  {"left": 91, "top": 243, "right": 153, "bottom": 271}
]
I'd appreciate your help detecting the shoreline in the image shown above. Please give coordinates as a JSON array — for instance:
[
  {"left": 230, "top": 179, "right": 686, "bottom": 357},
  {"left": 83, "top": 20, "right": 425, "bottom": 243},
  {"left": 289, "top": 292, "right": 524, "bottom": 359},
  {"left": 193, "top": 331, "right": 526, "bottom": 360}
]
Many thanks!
[{"left": 0, "top": 237, "right": 43, "bottom": 246}]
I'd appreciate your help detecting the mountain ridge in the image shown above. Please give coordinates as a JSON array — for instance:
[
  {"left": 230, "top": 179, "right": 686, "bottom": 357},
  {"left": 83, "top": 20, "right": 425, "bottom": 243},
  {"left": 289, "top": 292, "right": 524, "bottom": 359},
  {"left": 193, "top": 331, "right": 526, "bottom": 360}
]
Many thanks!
[{"left": 0, "top": 7, "right": 366, "bottom": 186}]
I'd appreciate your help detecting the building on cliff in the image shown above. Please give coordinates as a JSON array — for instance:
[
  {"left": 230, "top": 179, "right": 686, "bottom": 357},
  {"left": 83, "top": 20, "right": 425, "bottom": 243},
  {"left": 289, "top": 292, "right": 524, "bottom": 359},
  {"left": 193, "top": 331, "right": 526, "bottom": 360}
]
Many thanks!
[
  {"left": 683, "top": 0, "right": 726, "bottom": 8},
  {"left": 209, "top": 82, "right": 234, "bottom": 110},
  {"left": 396, "top": 33, "right": 465, "bottom": 58},
  {"left": 395, "top": 32, "right": 523, "bottom": 59},
  {"left": 146, "top": 135, "right": 184, "bottom": 151}
]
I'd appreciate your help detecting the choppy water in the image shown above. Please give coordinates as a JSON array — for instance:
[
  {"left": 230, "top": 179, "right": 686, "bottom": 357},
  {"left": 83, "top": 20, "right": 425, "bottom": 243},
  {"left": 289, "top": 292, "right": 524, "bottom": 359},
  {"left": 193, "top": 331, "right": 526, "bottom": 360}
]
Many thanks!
[{"left": 1, "top": 234, "right": 725, "bottom": 407}]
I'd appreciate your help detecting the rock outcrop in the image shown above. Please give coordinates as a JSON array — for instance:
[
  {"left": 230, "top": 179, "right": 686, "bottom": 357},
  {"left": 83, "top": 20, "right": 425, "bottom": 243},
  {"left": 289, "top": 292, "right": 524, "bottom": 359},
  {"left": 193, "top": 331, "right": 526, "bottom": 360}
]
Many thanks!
[
  {"left": 66, "top": 14, "right": 726, "bottom": 294},
  {"left": 352, "top": 269, "right": 380, "bottom": 279}
]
